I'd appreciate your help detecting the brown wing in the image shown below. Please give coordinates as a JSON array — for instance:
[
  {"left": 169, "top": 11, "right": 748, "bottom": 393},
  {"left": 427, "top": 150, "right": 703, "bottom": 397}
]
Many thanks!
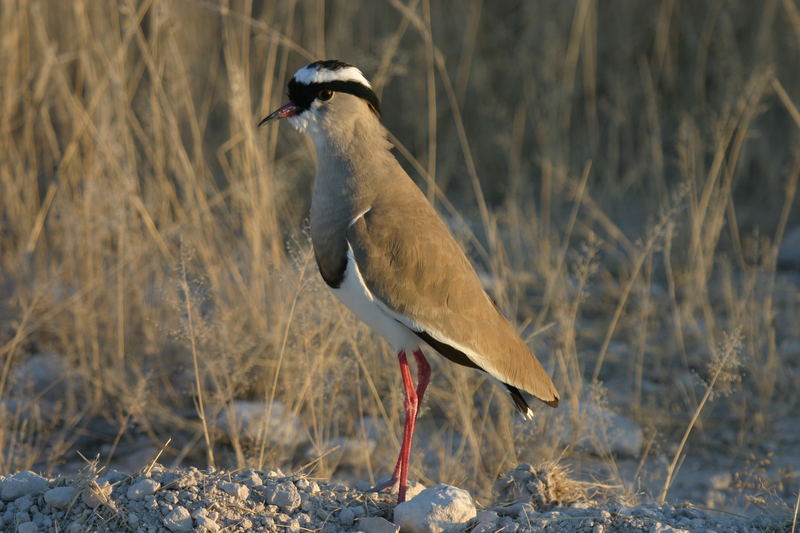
[{"left": 346, "top": 178, "right": 559, "bottom": 407}]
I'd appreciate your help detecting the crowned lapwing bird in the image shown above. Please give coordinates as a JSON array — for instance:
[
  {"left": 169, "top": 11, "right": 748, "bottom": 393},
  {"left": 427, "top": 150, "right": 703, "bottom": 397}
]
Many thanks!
[{"left": 259, "top": 60, "right": 559, "bottom": 503}]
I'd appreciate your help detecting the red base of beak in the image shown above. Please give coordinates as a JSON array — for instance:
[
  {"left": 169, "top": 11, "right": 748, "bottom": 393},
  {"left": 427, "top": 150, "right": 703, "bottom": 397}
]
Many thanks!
[{"left": 258, "top": 101, "right": 302, "bottom": 126}]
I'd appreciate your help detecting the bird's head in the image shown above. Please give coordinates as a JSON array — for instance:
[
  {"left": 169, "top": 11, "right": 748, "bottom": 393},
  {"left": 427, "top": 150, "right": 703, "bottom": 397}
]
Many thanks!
[{"left": 259, "top": 60, "right": 381, "bottom": 142}]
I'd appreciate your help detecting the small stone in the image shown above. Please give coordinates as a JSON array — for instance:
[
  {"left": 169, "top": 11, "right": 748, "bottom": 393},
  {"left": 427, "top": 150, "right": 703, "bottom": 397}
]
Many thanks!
[
  {"left": 475, "top": 510, "right": 498, "bottom": 525},
  {"left": 16, "top": 511, "right": 31, "bottom": 523},
  {"left": 163, "top": 505, "right": 192, "bottom": 533},
  {"left": 338, "top": 507, "right": 355, "bottom": 526},
  {"left": 97, "top": 470, "right": 127, "bottom": 485},
  {"left": 17, "top": 521, "right": 37, "bottom": 533},
  {"left": 473, "top": 522, "right": 501, "bottom": 533},
  {"left": 14, "top": 495, "right": 33, "bottom": 512},
  {"left": 351, "top": 505, "right": 366, "bottom": 517},
  {"left": 66, "top": 521, "right": 84, "bottom": 533},
  {"left": 405, "top": 480, "right": 426, "bottom": 500},
  {"left": 82, "top": 480, "right": 111, "bottom": 508},
  {"left": 219, "top": 481, "right": 249, "bottom": 500},
  {"left": 394, "top": 484, "right": 476, "bottom": 533},
  {"left": 301, "top": 495, "right": 314, "bottom": 512},
  {"left": 127, "top": 479, "right": 160, "bottom": 500},
  {"left": 648, "top": 523, "right": 689, "bottom": 533},
  {"left": 0, "top": 472, "right": 49, "bottom": 500},
  {"left": 239, "top": 472, "right": 262, "bottom": 487},
  {"left": 264, "top": 480, "right": 301, "bottom": 511},
  {"left": 44, "top": 487, "right": 76, "bottom": 509},
  {"left": 128, "top": 513, "right": 139, "bottom": 527},
  {"left": 196, "top": 516, "right": 220, "bottom": 532},
  {"left": 494, "top": 502, "right": 534, "bottom": 516},
  {"left": 358, "top": 516, "right": 400, "bottom": 533}
]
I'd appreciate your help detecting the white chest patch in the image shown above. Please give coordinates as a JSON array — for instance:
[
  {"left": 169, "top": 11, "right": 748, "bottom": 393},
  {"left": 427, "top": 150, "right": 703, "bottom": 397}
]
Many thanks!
[{"left": 332, "top": 247, "right": 419, "bottom": 353}]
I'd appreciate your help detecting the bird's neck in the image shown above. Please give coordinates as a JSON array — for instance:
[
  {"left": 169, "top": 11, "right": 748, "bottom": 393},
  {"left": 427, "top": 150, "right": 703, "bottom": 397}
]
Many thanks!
[{"left": 310, "top": 116, "right": 394, "bottom": 220}]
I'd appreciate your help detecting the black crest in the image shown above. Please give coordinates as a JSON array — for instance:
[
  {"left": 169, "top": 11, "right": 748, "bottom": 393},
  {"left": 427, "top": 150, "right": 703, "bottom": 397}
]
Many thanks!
[{"left": 288, "top": 60, "right": 381, "bottom": 117}]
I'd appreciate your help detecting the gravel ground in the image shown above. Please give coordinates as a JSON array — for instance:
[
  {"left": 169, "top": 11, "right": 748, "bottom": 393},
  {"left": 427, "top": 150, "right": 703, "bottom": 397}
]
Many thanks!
[{"left": 0, "top": 464, "right": 789, "bottom": 533}]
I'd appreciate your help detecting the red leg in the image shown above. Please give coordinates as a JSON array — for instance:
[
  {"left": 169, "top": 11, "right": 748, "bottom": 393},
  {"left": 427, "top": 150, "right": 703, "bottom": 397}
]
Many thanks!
[
  {"left": 413, "top": 348, "right": 431, "bottom": 409},
  {"left": 396, "top": 350, "right": 418, "bottom": 503},
  {"left": 370, "top": 349, "right": 430, "bottom": 498}
]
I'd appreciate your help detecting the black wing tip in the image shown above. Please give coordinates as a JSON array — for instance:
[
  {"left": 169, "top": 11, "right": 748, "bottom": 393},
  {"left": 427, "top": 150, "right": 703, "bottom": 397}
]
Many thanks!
[
  {"left": 507, "top": 385, "right": 559, "bottom": 418},
  {"left": 506, "top": 385, "right": 534, "bottom": 419}
]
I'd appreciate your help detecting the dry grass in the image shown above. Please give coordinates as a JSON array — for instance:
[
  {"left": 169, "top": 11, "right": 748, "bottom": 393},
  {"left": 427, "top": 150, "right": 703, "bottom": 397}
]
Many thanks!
[{"left": 1, "top": 0, "right": 799, "bottom": 510}]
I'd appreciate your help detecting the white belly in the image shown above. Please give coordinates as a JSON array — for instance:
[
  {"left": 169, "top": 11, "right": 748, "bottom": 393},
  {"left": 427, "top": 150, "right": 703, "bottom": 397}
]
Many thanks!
[{"left": 332, "top": 247, "right": 419, "bottom": 353}]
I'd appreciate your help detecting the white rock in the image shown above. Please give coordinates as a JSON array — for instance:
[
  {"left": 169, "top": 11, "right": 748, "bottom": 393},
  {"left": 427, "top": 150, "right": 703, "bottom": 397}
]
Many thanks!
[
  {"left": 219, "top": 481, "right": 249, "bottom": 500},
  {"left": 14, "top": 494, "right": 33, "bottom": 512},
  {"left": 405, "top": 481, "right": 426, "bottom": 501},
  {"left": 44, "top": 487, "right": 76, "bottom": 509},
  {"left": 216, "top": 401, "right": 304, "bottom": 446},
  {"left": 127, "top": 479, "right": 160, "bottom": 500},
  {"left": 196, "top": 516, "right": 220, "bottom": 532},
  {"left": 82, "top": 481, "right": 111, "bottom": 508},
  {"left": 339, "top": 507, "right": 355, "bottom": 526},
  {"left": 238, "top": 471, "right": 262, "bottom": 487},
  {"left": 357, "top": 516, "right": 400, "bottom": 533},
  {"left": 0, "top": 472, "right": 49, "bottom": 500},
  {"left": 649, "top": 523, "right": 689, "bottom": 533},
  {"left": 475, "top": 510, "right": 498, "bottom": 528},
  {"left": 393, "top": 484, "right": 476, "bottom": 533},
  {"left": 264, "top": 480, "right": 301, "bottom": 512},
  {"left": 17, "top": 521, "right": 37, "bottom": 533},
  {"left": 163, "top": 505, "right": 192, "bottom": 533}
]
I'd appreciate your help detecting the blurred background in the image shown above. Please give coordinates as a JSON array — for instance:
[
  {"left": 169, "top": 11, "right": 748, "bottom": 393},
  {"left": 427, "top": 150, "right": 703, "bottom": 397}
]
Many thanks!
[{"left": 1, "top": 0, "right": 799, "bottom": 511}]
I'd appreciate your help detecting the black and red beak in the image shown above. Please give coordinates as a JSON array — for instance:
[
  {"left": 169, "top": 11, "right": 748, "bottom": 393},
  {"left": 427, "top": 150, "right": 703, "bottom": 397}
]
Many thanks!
[{"left": 258, "top": 101, "right": 302, "bottom": 127}]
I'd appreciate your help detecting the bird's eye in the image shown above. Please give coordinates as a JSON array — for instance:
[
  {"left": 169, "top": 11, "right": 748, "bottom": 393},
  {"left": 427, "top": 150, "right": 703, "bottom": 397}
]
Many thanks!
[{"left": 317, "top": 89, "right": 334, "bottom": 102}]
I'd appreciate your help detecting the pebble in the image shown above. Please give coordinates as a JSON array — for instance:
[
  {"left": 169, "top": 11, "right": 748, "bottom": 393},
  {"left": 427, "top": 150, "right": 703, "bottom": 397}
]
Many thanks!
[
  {"left": 163, "top": 505, "right": 192, "bottom": 532},
  {"left": 264, "top": 480, "right": 301, "bottom": 511},
  {"left": 339, "top": 507, "right": 355, "bottom": 526},
  {"left": 14, "top": 495, "right": 33, "bottom": 512},
  {"left": 219, "top": 481, "right": 249, "bottom": 500},
  {"left": 44, "top": 486, "right": 76, "bottom": 509},
  {"left": 240, "top": 471, "right": 263, "bottom": 487},
  {"left": 127, "top": 478, "right": 161, "bottom": 500},
  {"left": 0, "top": 472, "right": 49, "bottom": 500},
  {"left": 82, "top": 480, "right": 111, "bottom": 508},
  {"left": 394, "top": 484, "right": 476, "bottom": 533},
  {"left": 0, "top": 464, "right": 784, "bottom": 533},
  {"left": 196, "top": 516, "right": 220, "bottom": 532},
  {"left": 17, "top": 521, "right": 37, "bottom": 533},
  {"left": 358, "top": 516, "right": 400, "bottom": 533}
]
